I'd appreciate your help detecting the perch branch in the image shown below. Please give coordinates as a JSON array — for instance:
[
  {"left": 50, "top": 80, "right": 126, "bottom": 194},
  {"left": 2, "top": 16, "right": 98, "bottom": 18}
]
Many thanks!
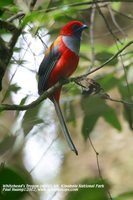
[{"left": 0, "top": 40, "right": 133, "bottom": 112}]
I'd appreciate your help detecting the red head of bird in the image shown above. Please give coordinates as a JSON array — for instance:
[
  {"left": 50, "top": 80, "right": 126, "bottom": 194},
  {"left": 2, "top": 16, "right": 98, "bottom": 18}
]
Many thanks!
[{"left": 60, "top": 21, "right": 88, "bottom": 37}]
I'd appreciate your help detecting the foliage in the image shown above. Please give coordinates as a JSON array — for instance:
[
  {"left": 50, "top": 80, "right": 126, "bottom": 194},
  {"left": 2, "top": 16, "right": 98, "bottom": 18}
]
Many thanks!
[
  {"left": 81, "top": 94, "right": 122, "bottom": 140},
  {"left": 0, "top": 0, "right": 133, "bottom": 200},
  {"left": 66, "top": 178, "right": 109, "bottom": 200},
  {"left": 0, "top": 165, "right": 31, "bottom": 200}
]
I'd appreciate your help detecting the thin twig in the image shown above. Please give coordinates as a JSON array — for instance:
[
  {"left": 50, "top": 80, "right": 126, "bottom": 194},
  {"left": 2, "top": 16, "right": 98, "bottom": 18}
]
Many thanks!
[
  {"left": 96, "top": 3, "right": 122, "bottom": 44},
  {"left": 30, "top": 0, "right": 38, "bottom": 11},
  {"left": 0, "top": 21, "right": 22, "bottom": 92},
  {"left": 94, "top": 22, "right": 133, "bottom": 40},
  {"left": 7, "top": 12, "right": 25, "bottom": 23},
  {"left": 106, "top": 5, "right": 132, "bottom": 101},
  {"left": 78, "top": 40, "right": 133, "bottom": 79},
  {"left": 29, "top": 135, "right": 59, "bottom": 173},
  {"left": 5, "top": 1, "right": 133, "bottom": 20},
  {"left": 108, "top": 4, "right": 126, "bottom": 37},
  {"left": 94, "top": 3, "right": 132, "bottom": 103},
  {"left": 0, "top": 20, "right": 18, "bottom": 32},
  {"left": 89, "top": 2, "right": 96, "bottom": 68},
  {"left": 119, "top": 51, "right": 131, "bottom": 100},
  {"left": 88, "top": 136, "right": 113, "bottom": 200},
  {"left": 112, "top": 9, "right": 133, "bottom": 20},
  {"left": 1, "top": 34, "right": 32, "bottom": 103},
  {"left": 0, "top": 40, "right": 133, "bottom": 111},
  {"left": 45, "top": 1, "right": 133, "bottom": 13},
  {"left": 48, "top": 192, "right": 58, "bottom": 200},
  {"left": 104, "top": 95, "right": 133, "bottom": 105},
  {"left": 0, "top": 79, "right": 69, "bottom": 111}
]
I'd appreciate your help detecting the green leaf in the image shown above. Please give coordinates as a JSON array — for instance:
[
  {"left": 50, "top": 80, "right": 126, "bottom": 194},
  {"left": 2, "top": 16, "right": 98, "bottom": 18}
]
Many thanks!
[
  {"left": 0, "top": 0, "right": 14, "bottom": 8},
  {"left": 16, "top": 96, "right": 28, "bottom": 117},
  {"left": 118, "top": 83, "right": 133, "bottom": 98},
  {"left": 122, "top": 103, "right": 133, "bottom": 130},
  {"left": 115, "top": 191, "right": 133, "bottom": 200},
  {"left": 81, "top": 95, "right": 105, "bottom": 116},
  {"left": 22, "top": 103, "right": 43, "bottom": 135},
  {"left": 64, "top": 82, "right": 80, "bottom": 97},
  {"left": 8, "top": 84, "right": 21, "bottom": 93},
  {"left": 66, "top": 178, "right": 109, "bottom": 200},
  {"left": 21, "top": 11, "right": 49, "bottom": 28},
  {"left": 19, "top": 96, "right": 28, "bottom": 106},
  {"left": 81, "top": 94, "right": 121, "bottom": 139},
  {"left": 95, "top": 52, "right": 118, "bottom": 66},
  {"left": 82, "top": 114, "right": 99, "bottom": 140},
  {"left": 118, "top": 83, "right": 133, "bottom": 130},
  {"left": 81, "top": 95, "right": 104, "bottom": 139},
  {"left": 52, "top": 13, "right": 71, "bottom": 23},
  {"left": 102, "top": 105, "right": 121, "bottom": 131},
  {"left": 47, "top": 0, "right": 63, "bottom": 8},
  {"left": 2, "top": 84, "right": 21, "bottom": 102},
  {"left": 111, "top": 2, "right": 121, "bottom": 11},
  {"left": 48, "top": 28, "right": 60, "bottom": 35},
  {"left": 0, "top": 166, "right": 28, "bottom": 200},
  {"left": 98, "top": 75, "right": 118, "bottom": 91},
  {"left": 0, "top": 8, "right": 5, "bottom": 17}
]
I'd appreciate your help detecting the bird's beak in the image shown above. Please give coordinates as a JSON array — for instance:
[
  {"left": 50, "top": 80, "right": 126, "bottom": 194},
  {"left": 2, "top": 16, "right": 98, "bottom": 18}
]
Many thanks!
[
  {"left": 82, "top": 24, "right": 88, "bottom": 30},
  {"left": 76, "top": 24, "right": 88, "bottom": 32}
]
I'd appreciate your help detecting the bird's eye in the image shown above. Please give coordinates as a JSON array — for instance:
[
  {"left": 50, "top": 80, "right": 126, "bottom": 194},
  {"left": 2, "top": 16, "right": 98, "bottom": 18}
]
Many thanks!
[{"left": 72, "top": 24, "right": 80, "bottom": 31}]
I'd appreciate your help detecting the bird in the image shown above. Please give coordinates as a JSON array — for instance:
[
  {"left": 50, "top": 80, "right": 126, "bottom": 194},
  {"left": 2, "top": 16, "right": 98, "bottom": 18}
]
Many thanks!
[{"left": 38, "top": 21, "right": 87, "bottom": 155}]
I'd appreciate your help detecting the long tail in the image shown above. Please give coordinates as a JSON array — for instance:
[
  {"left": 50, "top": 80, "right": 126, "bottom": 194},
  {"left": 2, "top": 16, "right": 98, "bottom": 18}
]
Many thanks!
[{"left": 52, "top": 98, "right": 78, "bottom": 155}]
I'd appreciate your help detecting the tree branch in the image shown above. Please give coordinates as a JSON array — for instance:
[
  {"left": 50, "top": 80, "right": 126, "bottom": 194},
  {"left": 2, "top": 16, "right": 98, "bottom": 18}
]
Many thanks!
[
  {"left": 30, "top": 0, "right": 38, "bottom": 10},
  {"left": 9, "top": 28, "right": 22, "bottom": 50},
  {"left": 78, "top": 40, "right": 133, "bottom": 79},
  {"left": 5, "top": 1, "right": 132, "bottom": 19},
  {"left": 0, "top": 19, "right": 22, "bottom": 49},
  {"left": 46, "top": 0, "right": 133, "bottom": 12},
  {"left": 6, "top": 0, "right": 38, "bottom": 22},
  {"left": 95, "top": 2, "right": 122, "bottom": 44},
  {"left": 88, "top": 136, "right": 113, "bottom": 200},
  {"left": 7, "top": 12, "right": 25, "bottom": 23},
  {"left": 0, "top": 20, "right": 18, "bottom": 32},
  {"left": 0, "top": 36, "right": 7, "bottom": 51},
  {"left": 0, "top": 20, "right": 22, "bottom": 91},
  {"left": 0, "top": 40, "right": 133, "bottom": 112},
  {"left": 0, "top": 79, "right": 69, "bottom": 112}
]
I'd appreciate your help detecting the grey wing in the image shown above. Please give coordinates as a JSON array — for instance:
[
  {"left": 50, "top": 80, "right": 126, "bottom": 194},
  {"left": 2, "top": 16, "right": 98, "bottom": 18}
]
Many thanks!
[{"left": 38, "top": 45, "right": 61, "bottom": 95}]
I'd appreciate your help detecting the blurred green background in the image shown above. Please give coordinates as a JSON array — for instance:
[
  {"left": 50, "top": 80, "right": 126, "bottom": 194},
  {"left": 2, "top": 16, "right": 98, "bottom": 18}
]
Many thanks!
[{"left": 0, "top": 0, "right": 133, "bottom": 200}]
